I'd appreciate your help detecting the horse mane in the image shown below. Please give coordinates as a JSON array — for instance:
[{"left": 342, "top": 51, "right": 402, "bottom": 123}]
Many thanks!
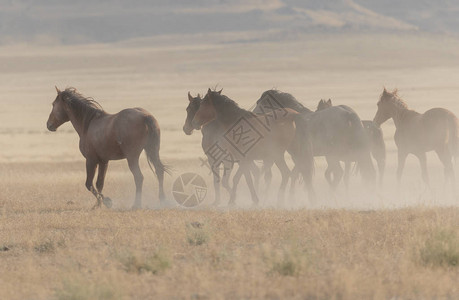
[
  {"left": 60, "top": 87, "right": 105, "bottom": 133},
  {"left": 257, "top": 89, "right": 312, "bottom": 113},
  {"left": 208, "top": 90, "right": 249, "bottom": 123},
  {"left": 381, "top": 89, "right": 409, "bottom": 109}
]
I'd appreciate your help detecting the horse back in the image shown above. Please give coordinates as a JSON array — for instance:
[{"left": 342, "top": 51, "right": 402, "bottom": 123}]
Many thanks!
[
  {"left": 207, "top": 110, "right": 296, "bottom": 161},
  {"left": 397, "top": 108, "right": 458, "bottom": 152},
  {"left": 87, "top": 108, "right": 156, "bottom": 160}
]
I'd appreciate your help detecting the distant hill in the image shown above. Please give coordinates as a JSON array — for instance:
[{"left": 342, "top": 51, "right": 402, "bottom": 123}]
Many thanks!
[{"left": 0, "top": 0, "right": 458, "bottom": 44}]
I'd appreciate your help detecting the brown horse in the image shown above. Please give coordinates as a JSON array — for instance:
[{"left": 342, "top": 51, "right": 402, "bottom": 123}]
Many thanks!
[
  {"left": 316, "top": 99, "right": 386, "bottom": 187},
  {"left": 183, "top": 91, "right": 234, "bottom": 205},
  {"left": 191, "top": 89, "right": 311, "bottom": 204},
  {"left": 373, "top": 88, "right": 458, "bottom": 191},
  {"left": 46, "top": 87, "right": 167, "bottom": 209}
]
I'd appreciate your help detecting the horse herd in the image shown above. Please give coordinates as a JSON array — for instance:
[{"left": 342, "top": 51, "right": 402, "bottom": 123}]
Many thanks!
[{"left": 46, "top": 86, "right": 459, "bottom": 209}]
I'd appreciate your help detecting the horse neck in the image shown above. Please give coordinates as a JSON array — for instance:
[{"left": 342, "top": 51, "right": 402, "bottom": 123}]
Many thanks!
[
  {"left": 214, "top": 100, "right": 247, "bottom": 126},
  {"left": 279, "top": 98, "right": 310, "bottom": 113},
  {"left": 390, "top": 102, "right": 411, "bottom": 128},
  {"left": 66, "top": 109, "right": 85, "bottom": 137},
  {"left": 65, "top": 102, "right": 103, "bottom": 137}
]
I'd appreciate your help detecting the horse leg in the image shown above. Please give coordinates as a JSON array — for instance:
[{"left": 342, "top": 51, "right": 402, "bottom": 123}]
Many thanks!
[
  {"left": 298, "top": 163, "right": 316, "bottom": 203},
  {"left": 229, "top": 165, "right": 244, "bottom": 206},
  {"left": 85, "top": 159, "right": 102, "bottom": 209},
  {"left": 95, "top": 161, "right": 108, "bottom": 194},
  {"left": 376, "top": 157, "right": 385, "bottom": 187},
  {"left": 221, "top": 161, "right": 232, "bottom": 196},
  {"left": 264, "top": 160, "right": 273, "bottom": 185},
  {"left": 415, "top": 152, "right": 429, "bottom": 187},
  {"left": 289, "top": 165, "right": 299, "bottom": 198},
  {"left": 209, "top": 158, "right": 222, "bottom": 206},
  {"left": 290, "top": 150, "right": 315, "bottom": 202},
  {"left": 436, "top": 148, "right": 456, "bottom": 196},
  {"left": 212, "top": 165, "right": 221, "bottom": 206},
  {"left": 127, "top": 156, "right": 144, "bottom": 209},
  {"left": 396, "top": 150, "right": 408, "bottom": 190},
  {"left": 343, "top": 161, "right": 351, "bottom": 195},
  {"left": 330, "top": 161, "right": 343, "bottom": 189},
  {"left": 325, "top": 157, "right": 342, "bottom": 189},
  {"left": 243, "top": 164, "right": 259, "bottom": 206},
  {"left": 274, "top": 156, "right": 291, "bottom": 204},
  {"left": 324, "top": 165, "right": 333, "bottom": 186},
  {"left": 262, "top": 160, "right": 273, "bottom": 196},
  {"left": 95, "top": 161, "right": 111, "bottom": 207},
  {"left": 250, "top": 161, "right": 261, "bottom": 192}
]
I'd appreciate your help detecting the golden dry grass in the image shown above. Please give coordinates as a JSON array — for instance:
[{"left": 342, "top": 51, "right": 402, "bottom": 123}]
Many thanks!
[{"left": 1, "top": 162, "right": 458, "bottom": 300}]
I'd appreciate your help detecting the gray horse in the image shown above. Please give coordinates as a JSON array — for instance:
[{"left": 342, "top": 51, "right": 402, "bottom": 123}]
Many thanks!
[
  {"left": 317, "top": 99, "right": 386, "bottom": 187},
  {"left": 253, "top": 90, "right": 375, "bottom": 192}
]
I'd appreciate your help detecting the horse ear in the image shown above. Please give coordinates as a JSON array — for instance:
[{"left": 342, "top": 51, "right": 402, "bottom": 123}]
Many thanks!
[
  {"left": 55, "top": 86, "right": 61, "bottom": 94},
  {"left": 327, "top": 99, "right": 332, "bottom": 104},
  {"left": 207, "top": 88, "right": 212, "bottom": 94},
  {"left": 217, "top": 88, "right": 223, "bottom": 94},
  {"left": 188, "top": 91, "right": 193, "bottom": 102}
]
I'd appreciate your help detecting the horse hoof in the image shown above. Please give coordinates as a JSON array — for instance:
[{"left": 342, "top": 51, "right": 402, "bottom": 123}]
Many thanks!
[{"left": 103, "top": 197, "right": 113, "bottom": 208}]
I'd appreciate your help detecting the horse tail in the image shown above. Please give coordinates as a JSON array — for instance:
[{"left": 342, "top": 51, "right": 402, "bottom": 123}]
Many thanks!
[
  {"left": 347, "top": 112, "right": 375, "bottom": 183},
  {"left": 447, "top": 114, "right": 459, "bottom": 158},
  {"left": 144, "top": 116, "right": 170, "bottom": 176}
]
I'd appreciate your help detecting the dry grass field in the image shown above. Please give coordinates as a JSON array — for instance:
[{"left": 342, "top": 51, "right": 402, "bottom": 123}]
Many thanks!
[
  {"left": 0, "top": 161, "right": 458, "bottom": 299},
  {"left": 1, "top": 33, "right": 459, "bottom": 299}
]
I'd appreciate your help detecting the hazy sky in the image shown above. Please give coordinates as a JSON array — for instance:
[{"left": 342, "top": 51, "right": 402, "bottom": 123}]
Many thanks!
[{"left": 0, "top": 1, "right": 458, "bottom": 44}]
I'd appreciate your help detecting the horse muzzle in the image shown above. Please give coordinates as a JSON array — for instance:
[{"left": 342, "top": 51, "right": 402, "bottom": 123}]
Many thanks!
[
  {"left": 183, "top": 124, "right": 193, "bottom": 135},
  {"left": 191, "top": 119, "right": 202, "bottom": 130},
  {"left": 47, "top": 122, "right": 57, "bottom": 132}
]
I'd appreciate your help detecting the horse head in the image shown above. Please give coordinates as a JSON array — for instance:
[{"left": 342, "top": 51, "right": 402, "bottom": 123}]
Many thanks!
[
  {"left": 47, "top": 86, "right": 70, "bottom": 131},
  {"left": 191, "top": 88, "right": 219, "bottom": 129},
  {"left": 183, "top": 92, "right": 203, "bottom": 135},
  {"left": 373, "top": 88, "right": 398, "bottom": 126}
]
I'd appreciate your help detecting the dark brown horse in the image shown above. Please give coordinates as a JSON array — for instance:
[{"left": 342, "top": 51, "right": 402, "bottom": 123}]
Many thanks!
[
  {"left": 374, "top": 88, "right": 458, "bottom": 192},
  {"left": 316, "top": 99, "right": 386, "bottom": 187},
  {"left": 191, "top": 89, "right": 313, "bottom": 204},
  {"left": 46, "top": 87, "right": 167, "bottom": 209}
]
